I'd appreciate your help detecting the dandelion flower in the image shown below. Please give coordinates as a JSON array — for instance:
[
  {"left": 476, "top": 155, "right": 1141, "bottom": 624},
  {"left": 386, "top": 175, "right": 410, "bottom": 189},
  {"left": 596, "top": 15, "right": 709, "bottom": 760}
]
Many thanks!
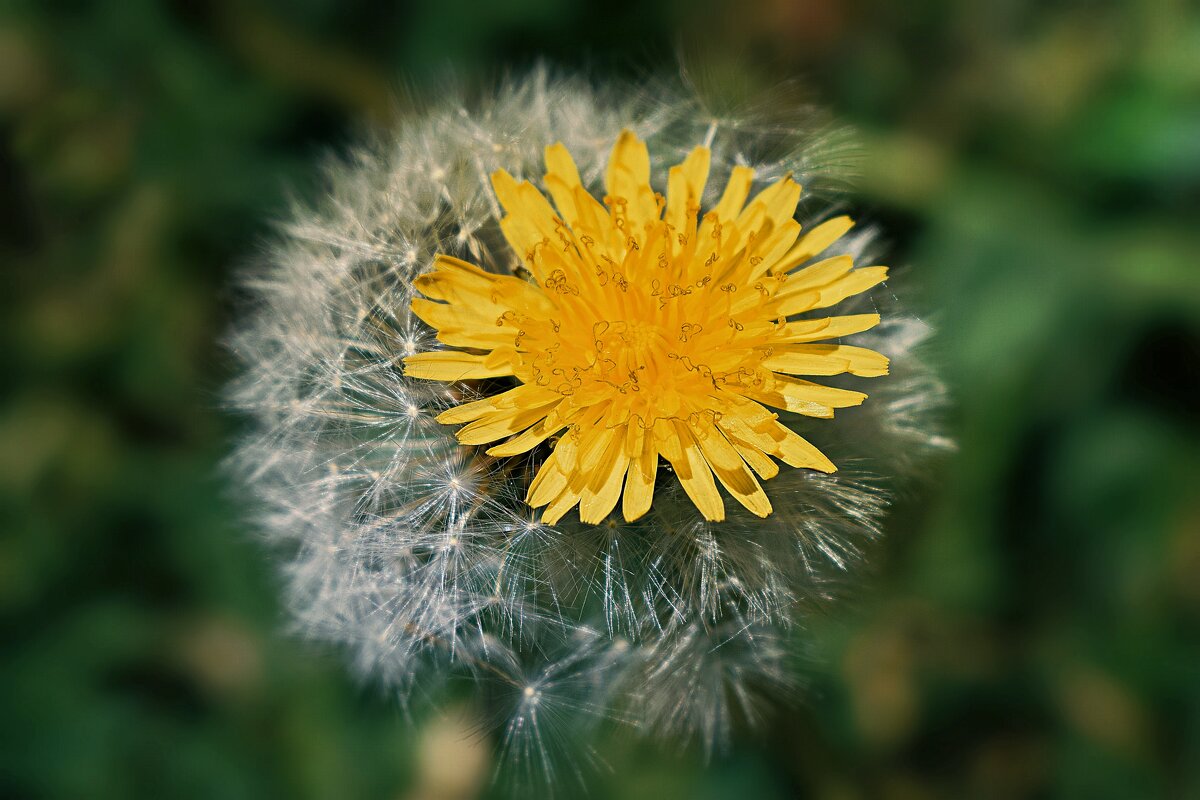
[
  {"left": 227, "top": 68, "right": 948, "bottom": 779},
  {"left": 405, "top": 131, "right": 889, "bottom": 525}
]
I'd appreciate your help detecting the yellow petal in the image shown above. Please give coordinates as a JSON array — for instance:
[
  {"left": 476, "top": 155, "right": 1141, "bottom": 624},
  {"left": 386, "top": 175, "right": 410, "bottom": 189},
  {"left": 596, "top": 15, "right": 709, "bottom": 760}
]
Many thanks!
[
  {"left": 486, "top": 418, "right": 564, "bottom": 457},
  {"left": 665, "top": 146, "right": 711, "bottom": 243},
  {"left": 772, "top": 215, "right": 854, "bottom": 273},
  {"left": 716, "top": 405, "right": 787, "bottom": 455},
  {"left": 412, "top": 254, "right": 495, "bottom": 293},
  {"left": 776, "top": 313, "right": 880, "bottom": 343},
  {"left": 414, "top": 295, "right": 517, "bottom": 349},
  {"left": 455, "top": 398, "right": 560, "bottom": 445},
  {"left": 527, "top": 451, "right": 569, "bottom": 507},
  {"left": 758, "top": 350, "right": 850, "bottom": 376},
  {"left": 437, "top": 328, "right": 520, "bottom": 350},
  {"left": 732, "top": 177, "right": 801, "bottom": 253},
  {"left": 491, "top": 169, "right": 558, "bottom": 226},
  {"left": 762, "top": 375, "right": 868, "bottom": 409},
  {"left": 772, "top": 289, "right": 822, "bottom": 316},
  {"left": 658, "top": 419, "right": 724, "bottom": 522},
  {"left": 576, "top": 424, "right": 620, "bottom": 479},
  {"left": 621, "top": 433, "right": 657, "bottom": 522},
  {"left": 604, "top": 130, "right": 659, "bottom": 239},
  {"left": 739, "top": 384, "right": 835, "bottom": 418},
  {"left": 491, "top": 171, "right": 563, "bottom": 278},
  {"left": 554, "top": 429, "right": 581, "bottom": 475},
  {"left": 622, "top": 415, "right": 646, "bottom": 459},
  {"left": 726, "top": 435, "right": 780, "bottom": 480},
  {"left": 770, "top": 424, "right": 836, "bottom": 472},
  {"left": 436, "top": 385, "right": 553, "bottom": 425},
  {"left": 541, "top": 486, "right": 582, "bottom": 525},
  {"left": 710, "top": 165, "right": 756, "bottom": 224},
  {"left": 568, "top": 183, "right": 626, "bottom": 265},
  {"left": 692, "top": 424, "right": 771, "bottom": 517},
  {"left": 761, "top": 344, "right": 888, "bottom": 378},
  {"left": 810, "top": 266, "right": 889, "bottom": 309},
  {"left": 779, "top": 254, "right": 854, "bottom": 295},
  {"left": 747, "top": 218, "right": 802, "bottom": 280},
  {"left": 435, "top": 396, "right": 497, "bottom": 425},
  {"left": 605, "top": 130, "right": 650, "bottom": 191},
  {"left": 579, "top": 435, "right": 628, "bottom": 524},
  {"left": 543, "top": 142, "right": 583, "bottom": 221},
  {"left": 403, "top": 351, "right": 514, "bottom": 381},
  {"left": 414, "top": 255, "right": 553, "bottom": 315}
]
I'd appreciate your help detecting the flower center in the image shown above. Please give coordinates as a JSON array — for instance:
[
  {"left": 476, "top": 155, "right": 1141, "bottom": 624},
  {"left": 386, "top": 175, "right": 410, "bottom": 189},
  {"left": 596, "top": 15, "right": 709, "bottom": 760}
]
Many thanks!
[
  {"left": 599, "top": 318, "right": 669, "bottom": 381},
  {"left": 518, "top": 283, "right": 727, "bottom": 429}
]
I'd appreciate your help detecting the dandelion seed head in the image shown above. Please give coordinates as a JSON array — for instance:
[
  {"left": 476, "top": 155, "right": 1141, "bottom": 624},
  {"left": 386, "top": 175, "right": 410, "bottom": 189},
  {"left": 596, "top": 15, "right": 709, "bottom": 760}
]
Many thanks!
[{"left": 227, "top": 66, "right": 948, "bottom": 778}]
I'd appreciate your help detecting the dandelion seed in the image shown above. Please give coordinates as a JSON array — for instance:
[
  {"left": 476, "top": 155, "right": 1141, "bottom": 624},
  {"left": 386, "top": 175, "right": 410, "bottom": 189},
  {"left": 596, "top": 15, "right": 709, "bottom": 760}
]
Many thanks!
[{"left": 227, "top": 67, "right": 948, "bottom": 783}]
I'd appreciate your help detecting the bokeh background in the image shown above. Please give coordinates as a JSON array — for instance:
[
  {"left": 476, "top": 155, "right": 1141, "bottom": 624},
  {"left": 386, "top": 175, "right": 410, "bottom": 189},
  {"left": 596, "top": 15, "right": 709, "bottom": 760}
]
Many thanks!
[{"left": 3, "top": 1, "right": 1198, "bottom": 798}]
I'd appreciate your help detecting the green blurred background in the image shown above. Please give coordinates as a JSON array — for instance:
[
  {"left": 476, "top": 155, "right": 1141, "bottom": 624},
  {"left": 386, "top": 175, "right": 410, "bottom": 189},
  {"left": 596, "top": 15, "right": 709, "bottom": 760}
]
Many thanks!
[{"left": 2, "top": 1, "right": 1198, "bottom": 797}]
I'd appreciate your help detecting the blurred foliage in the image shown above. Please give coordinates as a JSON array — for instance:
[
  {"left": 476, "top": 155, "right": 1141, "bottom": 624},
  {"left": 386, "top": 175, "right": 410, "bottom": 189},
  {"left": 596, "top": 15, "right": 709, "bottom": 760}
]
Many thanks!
[{"left": 1, "top": 0, "right": 1198, "bottom": 798}]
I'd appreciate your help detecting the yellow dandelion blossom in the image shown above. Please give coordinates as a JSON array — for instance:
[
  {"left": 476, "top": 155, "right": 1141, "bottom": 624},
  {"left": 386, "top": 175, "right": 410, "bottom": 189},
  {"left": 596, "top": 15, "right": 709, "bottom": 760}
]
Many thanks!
[{"left": 404, "top": 131, "right": 889, "bottom": 525}]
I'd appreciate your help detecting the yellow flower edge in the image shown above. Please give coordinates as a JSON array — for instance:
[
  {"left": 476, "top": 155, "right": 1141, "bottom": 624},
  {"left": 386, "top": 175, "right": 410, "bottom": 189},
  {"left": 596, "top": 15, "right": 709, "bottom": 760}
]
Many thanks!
[{"left": 404, "top": 130, "right": 889, "bottom": 526}]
